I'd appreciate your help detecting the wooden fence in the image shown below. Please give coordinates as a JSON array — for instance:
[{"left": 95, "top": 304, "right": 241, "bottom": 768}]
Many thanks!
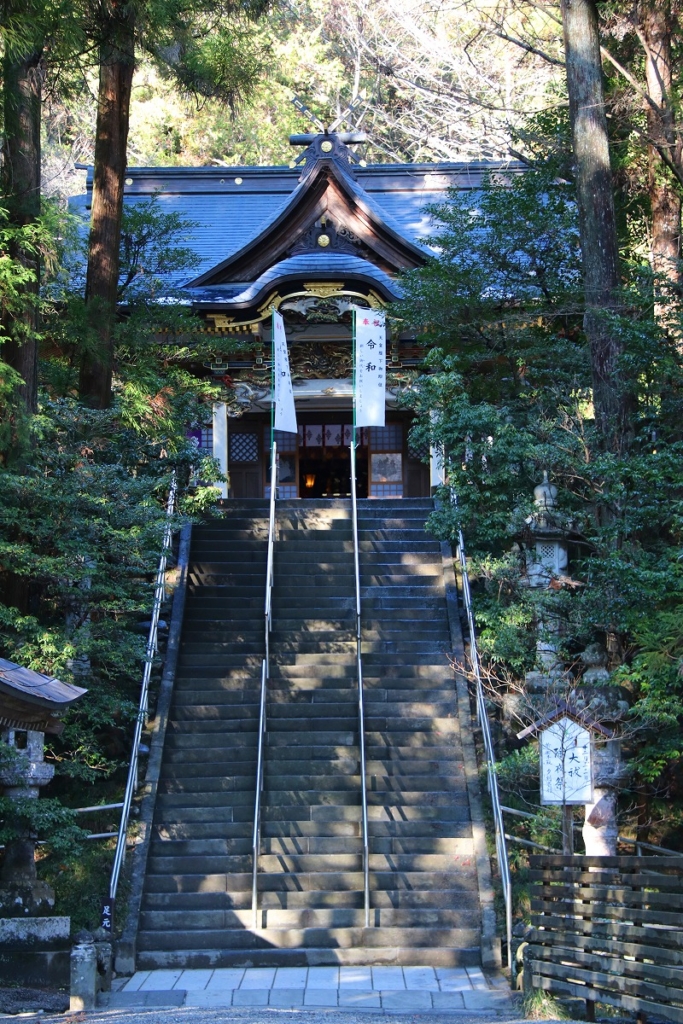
[{"left": 526, "top": 854, "right": 683, "bottom": 1023}]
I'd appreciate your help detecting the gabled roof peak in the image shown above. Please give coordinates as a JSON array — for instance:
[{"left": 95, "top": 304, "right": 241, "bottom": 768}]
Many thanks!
[{"left": 290, "top": 132, "right": 367, "bottom": 183}]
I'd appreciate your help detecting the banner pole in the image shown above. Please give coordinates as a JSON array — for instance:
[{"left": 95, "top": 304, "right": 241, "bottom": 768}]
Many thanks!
[
  {"left": 271, "top": 308, "right": 276, "bottom": 495},
  {"left": 352, "top": 308, "right": 357, "bottom": 448}
]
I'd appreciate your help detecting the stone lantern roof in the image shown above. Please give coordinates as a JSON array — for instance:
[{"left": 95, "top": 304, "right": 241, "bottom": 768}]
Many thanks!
[{"left": 0, "top": 658, "right": 87, "bottom": 733}]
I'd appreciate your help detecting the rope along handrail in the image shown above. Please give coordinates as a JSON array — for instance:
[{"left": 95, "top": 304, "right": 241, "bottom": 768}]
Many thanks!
[
  {"left": 108, "top": 472, "right": 177, "bottom": 908},
  {"left": 252, "top": 442, "right": 277, "bottom": 927},
  {"left": 350, "top": 442, "right": 370, "bottom": 927},
  {"left": 450, "top": 488, "right": 513, "bottom": 968}
]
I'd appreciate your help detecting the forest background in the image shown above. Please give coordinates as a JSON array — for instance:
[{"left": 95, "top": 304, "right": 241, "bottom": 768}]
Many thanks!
[{"left": 1, "top": 0, "right": 683, "bottom": 930}]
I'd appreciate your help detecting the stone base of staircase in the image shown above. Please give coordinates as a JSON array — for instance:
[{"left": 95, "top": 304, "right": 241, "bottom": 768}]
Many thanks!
[{"left": 102, "top": 965, "right": 512, "bottom": 1011}]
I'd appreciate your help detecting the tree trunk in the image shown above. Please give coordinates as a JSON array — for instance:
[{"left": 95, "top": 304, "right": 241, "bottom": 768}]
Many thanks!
[
  {"left": 640, "top": 1, "right": 682, "bottom": 309},
  {"left": 1, "top": 45, "right": 43, "bottom": 416},
  {"left": 560, "top": 0, "right": 627, "bottom": 450},
  {"left": 80, "top": 18, "right": 135, "bottom": 409}
]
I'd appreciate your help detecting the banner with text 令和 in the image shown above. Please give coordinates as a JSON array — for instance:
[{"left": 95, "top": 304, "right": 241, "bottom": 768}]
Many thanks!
[{"left": 354, "top": 310, "right": 386, "bottom": 428}]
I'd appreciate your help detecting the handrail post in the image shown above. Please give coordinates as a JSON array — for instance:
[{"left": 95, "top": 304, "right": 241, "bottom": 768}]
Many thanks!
[
  {"left": 252, "top": 442, "right": 277, "bottom": 928},
  {"left": 106, "top": 473, "right": 177, "bottom": 916},
  {"left": 350, "top": 443, "right": 370, "bottom": 928},
  {"left": 451, "top": 485, "right": 513, "bottom": 970}
]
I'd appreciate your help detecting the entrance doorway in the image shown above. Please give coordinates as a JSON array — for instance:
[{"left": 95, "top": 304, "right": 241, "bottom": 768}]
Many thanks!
[
  {"left": 299, "top": 442, "right": 368, "bottom": 498},
  {"left": 223, "top": 413, "right": 429, "bottom": 499}
]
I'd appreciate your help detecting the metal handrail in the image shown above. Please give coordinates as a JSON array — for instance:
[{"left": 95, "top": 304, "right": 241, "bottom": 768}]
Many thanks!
[
  {"left": 451, "top": 488, "right": 513, "bottom": 969},
  {"left": 108, "top": 472, "right": 177, "bottom": 906},
  {"left": 252, "top": 442, "right": 277, "bottom": 927},
  {"left": 350, "top": 442, "right": 370, "bottom": 928}
]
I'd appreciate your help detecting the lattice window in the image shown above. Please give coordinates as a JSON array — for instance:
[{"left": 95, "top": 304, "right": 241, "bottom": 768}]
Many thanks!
[
  {"left": 368, "top": 424, "right": 403, "bottom": 451},
  {"left": 229, "top": 432, "right": 259, "bottom": 463},
  {"left": 198, "top": 426, "right": 213, "bottom": 455},
  {"left": 371, "top": 483, "right": 403, "bottom": 497},
  {"left": 537, "top": 542, "right": 556, "bottom": 566},
  {"left": 263, "top": 427, "right": 297, "bottom": 452},
  {"left": 408, "top": 435, "right": 430, "bottom": 461}
]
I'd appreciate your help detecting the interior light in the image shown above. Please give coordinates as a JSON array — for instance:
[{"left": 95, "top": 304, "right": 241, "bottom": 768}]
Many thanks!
[{"left": 304, "top": 474, "right": 316, "bottom": 488}]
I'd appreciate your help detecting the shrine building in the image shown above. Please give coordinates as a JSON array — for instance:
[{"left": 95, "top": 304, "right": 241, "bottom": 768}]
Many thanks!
[{"left": 73, "top": 132, "right": 518, "bottom": 500}]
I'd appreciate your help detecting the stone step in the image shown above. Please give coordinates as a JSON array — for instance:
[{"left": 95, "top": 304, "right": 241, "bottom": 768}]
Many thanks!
[
  {"left": 148, "top": 852, "right": 474, "bottom": 876},
  {"left": 141, "top": 887, "right": 476, "bottom": 913},
  {"left": 135, "top": 944, "right": 480, "bottom": 969},
  {"left": 152, "top": 820, "right": 363, "bottom": 841},
  {"left": 139, "top": 906, "right": 478, "bottom": 932},
  {"left": 136, "top": 946, "right": 481, "bottom": 969},
  {"left": 159, "top": 758, "right": 358, "bottom": 781},
  {"left": 135, "top": 925, "right": 480, "bottom": 953},
  {"left": 157, "top": 774, "right": 465, "bottom": 796},
  {"left": 149, "top": 834, "right": 470, "bottom": 858},
  {"left": 144, "top": 866, "right": 477, "bottom": 895}
]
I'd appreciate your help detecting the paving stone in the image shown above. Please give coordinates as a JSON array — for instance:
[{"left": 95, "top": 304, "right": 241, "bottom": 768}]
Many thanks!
[
  {"left": 463, "top": 989, "right": 512, "bottom": 1009},
  {"left": 239, "top": 967, "right": 276, "bottom": 989},
  {"left": 184, "top": 991, "right": 234, "bottom": 1008},
  {"left": 307, "top": 966, "right": 340, "bottom": 988},
  {"left": 268, "top": 988, "right": 305, "bottom": 1007},
  {"left": 339, "top": 966, "right": 372, "bottom": 989},
  {"left": 402, "top": 966, "right": 438, "bottom": 990},
  {"left": 465, "top": 966, "right": 489, "bottom": 991},
  {"left": 381, "top": 991, "right": 432, "bottom": 1009},
  {"left": 121, "top": 972, "right": 151, "bottom": 992},
  {"left": 206, "top": 968, "right": 246, "bottom": 990},
  {"left": 435, "top": 967, "right": 470, "bottom": 983},
  {"left": 272, "top": 967, "right": 308, "bottom": 988},
  {"left": 371, "top": 967, "right": 405, "bottom": 990},
  {"left": 138, "top": 970, "right": 183, "bottom": 991},
  {"left": 436, "top": 967, "right": 472, "bottom": 992},
  {"left": 101, "top": 991, "right": 186, "bottom": 1009},
  {"left": 232, "top": 989, "right": 270, "bottom": 1006},
  {"left": 432, "top": 991, "right": 467, "bottom": 1009},
  {"left": 304, "top": 989, "right": 338, "bottom": 1007},
  {"left": 175, "top": 969, "right": 214, "bottom": 990},
  {"left": 338, "top": 990, "right": 381, "bottom": 1008}
]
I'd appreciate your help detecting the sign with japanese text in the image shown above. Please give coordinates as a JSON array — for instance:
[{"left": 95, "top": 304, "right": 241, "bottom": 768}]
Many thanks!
[
  {"left": 354, "top": 310, "right": 386, "bottom": 428},
  {"left": 273, "top": 310, "right": 297, "bottom": 435},
  {"left": 540, "top": 717, "right": 593, "bottom": 805}
]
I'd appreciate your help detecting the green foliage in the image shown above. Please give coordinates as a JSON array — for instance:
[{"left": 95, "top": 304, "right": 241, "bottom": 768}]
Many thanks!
[
  {"left": 523, "top": 988, "right": 571, "bottom": 1020},
  {"left": 0, "top": 796, "right": 88, "bottom": 858},
  {"left": 398, "top": 114, "right": 683, "bottom": 796}
]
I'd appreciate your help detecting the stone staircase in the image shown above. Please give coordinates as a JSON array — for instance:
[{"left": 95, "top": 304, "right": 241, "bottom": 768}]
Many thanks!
[{"left": 136, "top": 499, "right": 483, "bottom": 969}]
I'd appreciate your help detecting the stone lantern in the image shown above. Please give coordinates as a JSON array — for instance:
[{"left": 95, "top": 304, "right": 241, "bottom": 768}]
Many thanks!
[
  {"left": 0, "top": 658, "right": 86, "bottom": 914},
  {"left": 525, "top": 471, "right": 569, "bottom": 588},
  {"left": 522, "top": 473, "right": 570, "bottom": 684}
]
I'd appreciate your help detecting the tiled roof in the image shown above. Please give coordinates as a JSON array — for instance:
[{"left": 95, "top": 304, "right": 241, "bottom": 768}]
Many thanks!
[
  {"left": 70, "top": 155, "right": 523, "bottom": 303},
  {"left": 191, "top": 254, "right": 402, "bottom": 306}
]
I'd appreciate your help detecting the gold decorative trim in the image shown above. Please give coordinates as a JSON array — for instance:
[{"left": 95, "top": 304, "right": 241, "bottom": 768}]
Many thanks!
[
  {"left": 156, "top": 286, "right": 388, "bottom": 335},
  {"left": 303, "top": 281, "right": 345, "bottom": 297}
]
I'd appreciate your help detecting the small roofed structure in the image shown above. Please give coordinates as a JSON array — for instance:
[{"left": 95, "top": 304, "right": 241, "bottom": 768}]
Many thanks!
[
  {"left": 0, "top": 658, "right": 87, "bottom": 734},
  {"left": 516, "top": 699, "right": 613, "bottom": 742}
]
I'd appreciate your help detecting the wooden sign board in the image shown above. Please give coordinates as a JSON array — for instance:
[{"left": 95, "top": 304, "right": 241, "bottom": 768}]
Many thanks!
[{"left": 540, "top": 716, "right": 592, "bottom": 805}]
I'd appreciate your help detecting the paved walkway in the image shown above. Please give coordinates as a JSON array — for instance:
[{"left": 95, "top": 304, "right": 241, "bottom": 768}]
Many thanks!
[{"left": 105, "top": 966, "right": 511, "bottom": 1012}]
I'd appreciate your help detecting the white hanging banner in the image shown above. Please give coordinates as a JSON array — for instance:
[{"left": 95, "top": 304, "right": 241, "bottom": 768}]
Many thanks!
[
  {"left": 354, "top": 309, "right": 386, "bottom": 428},
  {"left": 273, "top": 309, "right": 297, "bottom": 434}
]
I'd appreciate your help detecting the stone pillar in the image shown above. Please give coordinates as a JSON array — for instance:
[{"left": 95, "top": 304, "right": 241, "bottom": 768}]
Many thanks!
[
  {"left": 583, "top": 738, "right": 621, "bottom": 856},
  {"left": 212, "top": 402, "right": 229, "bottom": 499},
  {"left": 70, "top": 936, "right": 98, "bottom": 1011}
]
